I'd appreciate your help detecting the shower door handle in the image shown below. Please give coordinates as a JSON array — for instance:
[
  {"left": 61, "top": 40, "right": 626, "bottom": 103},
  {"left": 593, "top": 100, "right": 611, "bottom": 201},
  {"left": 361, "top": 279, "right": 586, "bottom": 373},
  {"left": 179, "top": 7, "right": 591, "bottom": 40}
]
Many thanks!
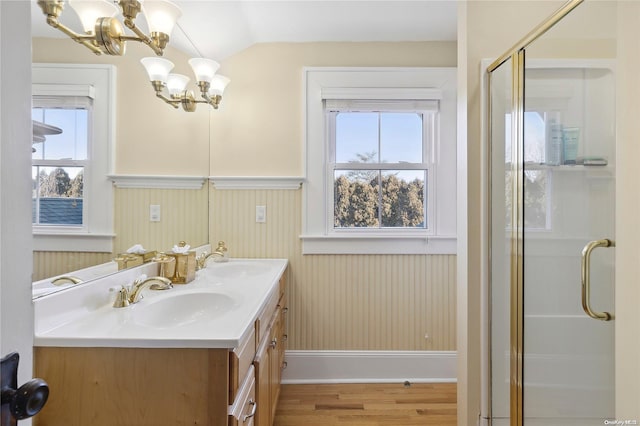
[{"left": 581, "top": 239, "right": 614, "bottom": 321}]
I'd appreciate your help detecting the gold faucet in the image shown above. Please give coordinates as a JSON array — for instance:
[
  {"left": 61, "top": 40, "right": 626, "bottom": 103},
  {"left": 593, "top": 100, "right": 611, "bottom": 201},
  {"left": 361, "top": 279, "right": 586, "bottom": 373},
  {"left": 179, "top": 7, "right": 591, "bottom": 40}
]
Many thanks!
[
  {"left": 196, "top": 241, "right": 228, "bottom": 270},
  {"left": 112, "top": 276, "right": 173, "bottom": 308},
  {"left": 51, "top": 276, "right": 83, "bottom": 285}
]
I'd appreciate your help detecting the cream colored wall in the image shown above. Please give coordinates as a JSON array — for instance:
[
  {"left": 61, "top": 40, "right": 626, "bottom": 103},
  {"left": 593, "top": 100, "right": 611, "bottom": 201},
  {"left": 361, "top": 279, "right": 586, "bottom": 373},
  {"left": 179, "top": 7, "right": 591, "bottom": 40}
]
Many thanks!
[
  {"left": 33, "top": 186, "right": 209, "bottom": 280},
  {"left": 32, "top": 38, "right": 210, "bottom": 176},
  {"left": 464, "top": 1, "right": 565, "bottom": 424},
  {"left": 210, "top": 41, "right": 457, "bottom": 176},
  {"left": 208, "top": 41, "right": 459, "bottom": 351},
  {"left": 615, "top": 1, "right": 640, "bottom": 418},
  {"left": 113, "top": 186, "right": 209, "bottom": 255},
  {"left": 32, "top": 252, "right": 113, "bottom": 281},
  {"left": 211, "top": 187, "right": 457, "bottom": 351}
]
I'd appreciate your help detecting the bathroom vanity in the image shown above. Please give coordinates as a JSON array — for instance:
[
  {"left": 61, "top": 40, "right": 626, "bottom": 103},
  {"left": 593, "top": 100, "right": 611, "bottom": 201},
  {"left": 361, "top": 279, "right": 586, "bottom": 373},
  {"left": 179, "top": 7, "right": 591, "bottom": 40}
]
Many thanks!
[{"left": 32, "top": 259, "right": 288, "bottom": 426}]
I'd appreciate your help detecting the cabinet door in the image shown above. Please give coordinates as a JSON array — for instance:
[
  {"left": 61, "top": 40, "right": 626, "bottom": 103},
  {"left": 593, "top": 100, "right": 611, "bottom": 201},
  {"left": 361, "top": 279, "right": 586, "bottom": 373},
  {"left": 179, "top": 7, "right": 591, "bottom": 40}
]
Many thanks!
[
  {"left": 268, "top": 309, "right": 282, "bottom": 422},
  {"left": 254, "top": 335, "right": 271, "bottom": 426}
]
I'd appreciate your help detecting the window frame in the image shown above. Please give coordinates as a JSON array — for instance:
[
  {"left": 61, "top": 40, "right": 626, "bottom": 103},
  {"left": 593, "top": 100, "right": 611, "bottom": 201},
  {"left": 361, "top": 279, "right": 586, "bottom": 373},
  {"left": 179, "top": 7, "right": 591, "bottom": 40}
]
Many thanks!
[
  {"left": 302, "top": 67, "right": 457, "bottom": 255},
  {"left": 325, "top": 104, "right": 435, "bottom": 234},
  {"left": 32, "top": 64, "right": 116, "bottom": 252},
  {"left": 32, "top": 94, "right": 92, "bottom": 230}
]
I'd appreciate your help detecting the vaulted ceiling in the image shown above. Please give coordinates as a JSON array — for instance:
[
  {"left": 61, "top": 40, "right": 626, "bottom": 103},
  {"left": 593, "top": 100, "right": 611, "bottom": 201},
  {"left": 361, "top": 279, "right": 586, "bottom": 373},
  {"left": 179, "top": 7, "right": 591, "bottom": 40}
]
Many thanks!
[{"left": 31, "top": 1, "right": 458, "bottom": 61}]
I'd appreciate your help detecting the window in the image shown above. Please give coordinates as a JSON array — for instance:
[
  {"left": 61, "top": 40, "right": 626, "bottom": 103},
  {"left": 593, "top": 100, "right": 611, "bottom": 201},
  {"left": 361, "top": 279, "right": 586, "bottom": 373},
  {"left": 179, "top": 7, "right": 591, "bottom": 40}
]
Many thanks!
[
  {"left": 32, "top": 96, "right": 91, "bottom": 227},
  {"left": 32, "top": 64, "right": 115, "bottom": 252},
  {"left": 328, "top": 102, "right": 436, "bottom": 231},
  {"left": 302, "top": 68, "right": 457, "bottom": 254}
]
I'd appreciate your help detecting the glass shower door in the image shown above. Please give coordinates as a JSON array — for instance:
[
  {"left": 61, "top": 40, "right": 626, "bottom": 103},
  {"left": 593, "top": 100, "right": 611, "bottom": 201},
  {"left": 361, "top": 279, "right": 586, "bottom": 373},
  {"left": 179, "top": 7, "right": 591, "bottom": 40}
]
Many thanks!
[
  {"left": 487, "top": 2, "right": 617, "bottom": 424},
  {"left": 521, "top": 63, "right": 616, "bottom": 425}
]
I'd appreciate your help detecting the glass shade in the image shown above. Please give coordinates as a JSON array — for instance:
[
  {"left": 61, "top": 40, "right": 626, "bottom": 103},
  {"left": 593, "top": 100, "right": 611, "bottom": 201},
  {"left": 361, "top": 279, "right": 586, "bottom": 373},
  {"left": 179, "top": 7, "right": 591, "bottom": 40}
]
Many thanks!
[
  {"left": 68, "top": 0, "right": 118, "bottom": 34},
  {"left": 142, "top": 0, "right": 182, "bottom": 36},
  {"left": 166, "top": 74, "right": 190, "bottom": 96},
  {"left": 188, "top": 58, "right": 221, "bottom": 84},
  {"left": 208, "top": 75, "right": 230, "bottom": 96},
  {"left": 140, "top": 57, "right": 174, "bottom": 82}
]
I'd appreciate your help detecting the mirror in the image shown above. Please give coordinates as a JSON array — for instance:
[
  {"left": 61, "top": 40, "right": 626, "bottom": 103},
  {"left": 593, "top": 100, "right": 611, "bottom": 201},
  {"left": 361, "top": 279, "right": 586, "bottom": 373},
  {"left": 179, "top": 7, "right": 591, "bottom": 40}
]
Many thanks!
[{"left": 31, "top": 35, "right": 211, "bottom": 297}]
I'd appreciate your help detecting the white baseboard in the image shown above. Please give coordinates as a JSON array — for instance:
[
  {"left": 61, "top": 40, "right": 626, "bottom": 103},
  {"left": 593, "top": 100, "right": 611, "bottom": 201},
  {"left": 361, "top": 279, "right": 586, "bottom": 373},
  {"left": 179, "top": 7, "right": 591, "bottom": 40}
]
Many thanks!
[{"left": 281, "top": 350, "right": 457, "bottom": 384}]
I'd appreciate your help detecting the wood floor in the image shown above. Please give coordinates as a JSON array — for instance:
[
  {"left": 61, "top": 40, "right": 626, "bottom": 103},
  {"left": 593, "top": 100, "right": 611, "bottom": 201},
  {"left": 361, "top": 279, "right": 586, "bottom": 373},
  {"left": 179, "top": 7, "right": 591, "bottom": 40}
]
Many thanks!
[{"left": 273, "top": 383, "right": 457, "bottom": 426}]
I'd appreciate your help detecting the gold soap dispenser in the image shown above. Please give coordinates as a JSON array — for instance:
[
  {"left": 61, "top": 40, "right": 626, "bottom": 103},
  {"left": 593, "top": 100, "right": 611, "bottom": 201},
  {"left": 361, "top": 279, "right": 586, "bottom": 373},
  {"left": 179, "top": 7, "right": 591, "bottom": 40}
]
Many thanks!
[{"left": 166, "top": 241, "right": 196, "bottom": 284}]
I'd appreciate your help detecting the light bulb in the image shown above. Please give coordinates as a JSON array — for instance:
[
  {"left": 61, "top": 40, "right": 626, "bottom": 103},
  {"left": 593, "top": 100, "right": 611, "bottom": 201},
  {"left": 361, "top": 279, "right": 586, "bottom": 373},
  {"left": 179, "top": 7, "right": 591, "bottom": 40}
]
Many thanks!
[
  {"left": 167, "top": 74, "right": 190, "bottom": 96},
  {"left": 68, "top": 0, "right": 118, "bottom": 34},
  {"left": 140, "top": 57, "right": 174, "bottom": 82},
  {"left": 208, "top": 75, "right": 230, "bottom": 96},
  {"left": 188, "top": 58, "right": 221, "bottom": 84},
  {"left": 142, "top": 0, "right": 182, "bottom": 36}
]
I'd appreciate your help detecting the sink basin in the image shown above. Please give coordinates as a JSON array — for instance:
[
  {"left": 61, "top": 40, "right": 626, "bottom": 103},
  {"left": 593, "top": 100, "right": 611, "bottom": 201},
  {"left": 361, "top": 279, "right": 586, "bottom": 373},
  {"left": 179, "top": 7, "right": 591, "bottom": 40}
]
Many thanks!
[
  {"left": 133, "top": 292, "right": 236, "bottom": 328},
  {"left": 204, "top": 261, "right": 271, "bottom": 278}
]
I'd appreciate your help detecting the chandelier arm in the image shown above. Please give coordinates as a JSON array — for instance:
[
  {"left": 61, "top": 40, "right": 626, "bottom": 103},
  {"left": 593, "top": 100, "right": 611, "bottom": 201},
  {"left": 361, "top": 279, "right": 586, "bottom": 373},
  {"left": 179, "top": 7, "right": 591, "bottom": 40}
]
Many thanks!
[
  {"left": 155, "top": 93, "right": 180, "bottom": 109},
  {"left": 123, "top": 18, "right": 164, "bottom": 56},
  {"left": 44, "top": 17, "right": 103, "bottom": 55},
  {"left": 191, "top": 98, "right": 221, "bottom": 109}
]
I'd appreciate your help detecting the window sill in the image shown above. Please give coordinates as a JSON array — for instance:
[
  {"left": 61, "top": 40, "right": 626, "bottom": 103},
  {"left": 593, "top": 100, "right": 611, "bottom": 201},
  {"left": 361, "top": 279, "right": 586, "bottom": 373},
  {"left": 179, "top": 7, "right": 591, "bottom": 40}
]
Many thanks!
[
  {"left": 33, "top": 231, "right": 114, "bottom": 253},
  {"left": 300, "top": 234, "right": 456, "bottom": 255}
]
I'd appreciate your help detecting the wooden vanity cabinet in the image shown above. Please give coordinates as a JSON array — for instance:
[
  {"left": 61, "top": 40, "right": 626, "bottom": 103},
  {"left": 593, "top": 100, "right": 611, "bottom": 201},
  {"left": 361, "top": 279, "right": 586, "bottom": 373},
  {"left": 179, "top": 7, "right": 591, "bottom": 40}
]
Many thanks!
[
  {"left": 34, "top": 270, "right": 288, "bottom": 426},
  {"left": 254, "top": 285, "right": 287, "bottom": 426}
]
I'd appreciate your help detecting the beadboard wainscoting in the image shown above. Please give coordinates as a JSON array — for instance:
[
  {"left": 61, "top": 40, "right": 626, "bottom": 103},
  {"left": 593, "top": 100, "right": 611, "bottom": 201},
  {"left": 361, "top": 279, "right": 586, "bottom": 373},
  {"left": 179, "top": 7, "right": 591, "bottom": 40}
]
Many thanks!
[
  {"left": 210, "top": 185, "right": 457, "bottom": 352},
  {"left": 113, "top": 185, "right": 209, "bottom": 255},
  {"left": 33, "top": 180, "right": 209, "bottom": 280},
  {"left": 32, "top": 251, "right": 114, "bottom": 281}
]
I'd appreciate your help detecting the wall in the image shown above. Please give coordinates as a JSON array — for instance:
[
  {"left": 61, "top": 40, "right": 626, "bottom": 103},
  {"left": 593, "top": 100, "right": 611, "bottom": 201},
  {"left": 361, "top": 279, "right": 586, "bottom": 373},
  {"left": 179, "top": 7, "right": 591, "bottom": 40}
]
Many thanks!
[
  {"left": 463, "top": 1, "right": 565, "bottom": 424},
  {"left": 32, "top": 38, "right": 210, "bottom": 175},
  {"left": 1, "top": 3, "right": 34, "bottom": 424},
  {"left": 211, "top": 41, "right": 457, "bottom": 176},
  {"left": 615, "top": 1, "right": 640, "bottom": 418},
  {"left": 211, "top": 187, "right": 457, "bottom": 351},
  {"left": 31, "top": 39, "right": 460, "bottom": 352},
  {"left": 208, "top": 42, "right": 459, "bottom": 352}
]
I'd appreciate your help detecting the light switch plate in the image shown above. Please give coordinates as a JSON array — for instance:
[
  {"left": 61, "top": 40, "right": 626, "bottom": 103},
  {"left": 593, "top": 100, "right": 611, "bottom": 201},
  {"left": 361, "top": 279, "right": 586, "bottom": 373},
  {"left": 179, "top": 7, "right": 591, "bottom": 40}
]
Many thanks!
[
  {"left": 256, "top": 205, "right": 266, "bottom": 223},
  {"left": 150, "top": 204, "right": 161, "bottom": 222}
]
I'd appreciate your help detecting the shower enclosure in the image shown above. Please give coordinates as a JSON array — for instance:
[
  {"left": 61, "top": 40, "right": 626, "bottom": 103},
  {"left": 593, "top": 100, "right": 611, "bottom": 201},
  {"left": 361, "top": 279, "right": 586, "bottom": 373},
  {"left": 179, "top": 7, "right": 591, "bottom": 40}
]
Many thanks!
[{"left": 487, "top": 1, "right": 616, "bottom": 424}]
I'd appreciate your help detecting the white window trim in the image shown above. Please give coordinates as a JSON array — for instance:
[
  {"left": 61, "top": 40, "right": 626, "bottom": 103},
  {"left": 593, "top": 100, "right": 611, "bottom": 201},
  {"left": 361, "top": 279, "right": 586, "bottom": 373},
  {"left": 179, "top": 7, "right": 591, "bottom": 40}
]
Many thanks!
[
  {"left": 32, "top": 64, "right": 116, "bottom": 252},
  {"left": 301, "top": 67, "right": 457, "bottom": 255}
]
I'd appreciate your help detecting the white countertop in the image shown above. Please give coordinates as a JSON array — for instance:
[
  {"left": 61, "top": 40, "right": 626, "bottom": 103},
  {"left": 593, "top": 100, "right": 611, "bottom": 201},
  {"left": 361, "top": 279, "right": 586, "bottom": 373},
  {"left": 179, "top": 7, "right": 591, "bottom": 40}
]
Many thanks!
[{"left": 33, "top": 258, "right": 288, "bottom": 349}]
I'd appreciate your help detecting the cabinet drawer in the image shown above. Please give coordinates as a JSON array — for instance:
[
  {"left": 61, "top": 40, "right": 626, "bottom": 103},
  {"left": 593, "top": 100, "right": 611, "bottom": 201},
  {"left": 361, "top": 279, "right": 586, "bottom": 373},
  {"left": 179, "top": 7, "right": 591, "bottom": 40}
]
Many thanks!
[
  {"left": 228, "top": 365, "right": 256, "bottom": 426},
  {"left": 230, "top": 326, "right": 256, "bottom": 402}
]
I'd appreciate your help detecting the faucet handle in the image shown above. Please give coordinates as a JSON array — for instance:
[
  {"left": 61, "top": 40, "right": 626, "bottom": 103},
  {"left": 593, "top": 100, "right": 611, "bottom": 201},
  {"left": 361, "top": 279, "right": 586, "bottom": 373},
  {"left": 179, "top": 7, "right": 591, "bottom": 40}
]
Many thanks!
[{"left": 111, "top": 286, "right": 130, "bottom": 308}]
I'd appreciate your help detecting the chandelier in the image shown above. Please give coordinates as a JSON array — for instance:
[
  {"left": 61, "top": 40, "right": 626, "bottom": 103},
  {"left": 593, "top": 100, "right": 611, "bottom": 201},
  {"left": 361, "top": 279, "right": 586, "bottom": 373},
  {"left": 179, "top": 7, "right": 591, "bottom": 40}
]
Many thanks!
[
  {"left": 37, "top": 0, "right": 182, "bottom": 56},
  {"left": 38, "top": 0, "right": 230, "bottom": 112},
  {"left": 140, "top": 57, "right": 230, "bottom": 112}
]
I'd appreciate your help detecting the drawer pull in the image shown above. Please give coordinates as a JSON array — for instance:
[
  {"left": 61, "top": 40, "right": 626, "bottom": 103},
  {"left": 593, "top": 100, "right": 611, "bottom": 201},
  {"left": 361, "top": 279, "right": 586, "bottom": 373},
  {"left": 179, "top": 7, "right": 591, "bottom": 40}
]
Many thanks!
[
  {"left": 282, "top": 361, "right": 288, "bottom": 370},
  {"left": 283, "top": 334, "right": 288, "bottom": 341},
  {"left": 270, "top": 338, "right": 277, "bottom": 349},
  {"left": 282, "top": 307, "right": 289, "bottom": 314},
  {"left": 243, "top": 399, "right": 257, "bottom": 423}
]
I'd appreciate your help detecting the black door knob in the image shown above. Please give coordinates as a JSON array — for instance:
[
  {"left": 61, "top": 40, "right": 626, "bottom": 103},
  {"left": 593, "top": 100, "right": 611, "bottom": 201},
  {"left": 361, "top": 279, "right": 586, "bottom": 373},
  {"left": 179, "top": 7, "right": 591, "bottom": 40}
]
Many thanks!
[{"left": 1, "top": 352, "right": 49, "bottom": 425}]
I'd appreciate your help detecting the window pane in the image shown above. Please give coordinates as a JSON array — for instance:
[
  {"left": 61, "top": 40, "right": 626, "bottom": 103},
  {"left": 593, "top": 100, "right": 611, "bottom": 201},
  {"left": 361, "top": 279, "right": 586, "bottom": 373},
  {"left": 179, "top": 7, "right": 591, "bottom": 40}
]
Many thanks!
[
  {"left": 32, "top": 166, "right": 84, "bottom": 225},
  {"left": 380, "top": 113, "right": 423, "bottom": 163},
  {"left": 335, "top": 113, "right": 379, "bottom": 163},
  {"left": 381, "top": 170, "right": 426, "bottom": 228},
  {"left": 334, "top": 170, "right": 380, "bottom": 228},
  {"left": 524, "top": 169, "right": 550, "bottom": 230},
  {"left": 334, "top": 169, "right": 427, "bottom": 229},
  {"left": 32, "top": 108, "right": 88, "bottom": 161}
]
